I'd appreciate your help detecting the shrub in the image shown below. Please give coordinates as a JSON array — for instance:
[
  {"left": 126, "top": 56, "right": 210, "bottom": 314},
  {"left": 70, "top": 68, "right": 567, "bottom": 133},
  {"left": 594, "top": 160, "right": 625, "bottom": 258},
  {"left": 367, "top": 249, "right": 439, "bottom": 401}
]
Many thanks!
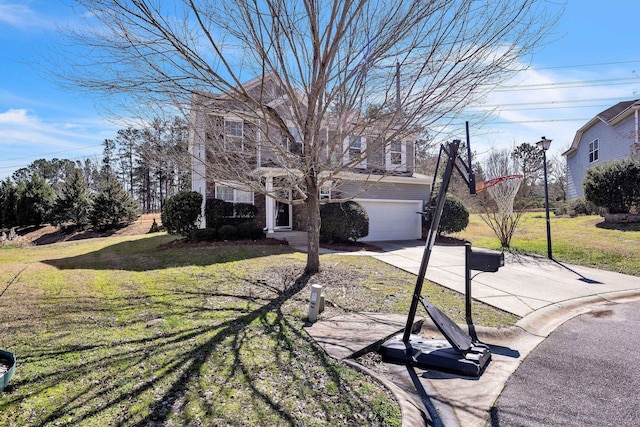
[
  {"left": 583, "top": 159, "right": 640, "bottom": 214},
  {"left": 205, "top": 198, "right": 259, "bottom": 229},
  {"left": 161, "top": 191, "right": 203, "bottom": 237},
  {"left": 320, "top": 201, "right": 369, "bottom": 243},
  {"left": 217, "top": 224, "right": 238, "bottom": 240},
  {"left": 205, "top": 198, "right": 233, "bottom": 229},
  {"left": 237, "top": 221, "right": 265, "bottom": 240},
  {"left": 234, "top": 203, "right": 258, "bottom": 219},
  {"left": 556, "top": 197, "right": 598, "bottom": 217},
  {"left": 190, "top": 228, "right": 218, "bottom": 242},
  {"left": 424, "top": 194, "right": 469, "bottom": 235}
]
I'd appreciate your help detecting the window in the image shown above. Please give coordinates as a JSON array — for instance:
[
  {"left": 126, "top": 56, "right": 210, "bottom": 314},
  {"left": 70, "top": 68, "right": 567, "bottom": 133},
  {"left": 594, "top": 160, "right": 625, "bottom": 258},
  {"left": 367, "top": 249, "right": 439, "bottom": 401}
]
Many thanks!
[
  {"left": 320, "top": 184, "right": 332, "bottom": 200},
  {"left": 224, "top": 120, "right": 244, "bottom": 151},
  {"left": 390, "top": 141, "right": 402, "bottom": 165},
  {"left": 385, "top": 140, "right": 406, "bottom": 171},
  {"left": 215, "top": 185, "right": 254, "bottom": 204},
  {"left": 346, "top": 135, "right": 366, "bottom": 168},
  {"left": 284, "top": 127, "right": 303, "bottom": 154},
  {"left": 589, "top": 139, "right": 599, "bottom": 163}
]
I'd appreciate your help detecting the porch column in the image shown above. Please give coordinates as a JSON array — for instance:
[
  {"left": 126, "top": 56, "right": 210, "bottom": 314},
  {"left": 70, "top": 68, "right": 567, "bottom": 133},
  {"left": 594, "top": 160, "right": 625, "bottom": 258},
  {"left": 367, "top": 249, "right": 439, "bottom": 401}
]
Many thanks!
[{"left": 265, "top": 176, "right": 275, "bottom": 233}]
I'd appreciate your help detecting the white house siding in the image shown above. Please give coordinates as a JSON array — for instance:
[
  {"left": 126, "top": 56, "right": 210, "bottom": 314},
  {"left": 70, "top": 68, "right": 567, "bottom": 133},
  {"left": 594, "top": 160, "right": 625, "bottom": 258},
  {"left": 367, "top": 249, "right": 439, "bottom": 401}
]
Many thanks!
[{"left": 566, "top": 115, "right": 637, "bottom": 199}]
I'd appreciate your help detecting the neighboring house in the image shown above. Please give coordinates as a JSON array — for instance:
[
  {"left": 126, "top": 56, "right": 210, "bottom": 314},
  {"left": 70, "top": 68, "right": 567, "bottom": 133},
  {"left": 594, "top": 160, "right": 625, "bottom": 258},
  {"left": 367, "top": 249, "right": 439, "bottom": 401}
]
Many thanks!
[
  {"left": 563, "top": 99, "right": 640, "bottom": 199},
  {"left": 189, "top": 74, "right": 433, "bottom": 242}
]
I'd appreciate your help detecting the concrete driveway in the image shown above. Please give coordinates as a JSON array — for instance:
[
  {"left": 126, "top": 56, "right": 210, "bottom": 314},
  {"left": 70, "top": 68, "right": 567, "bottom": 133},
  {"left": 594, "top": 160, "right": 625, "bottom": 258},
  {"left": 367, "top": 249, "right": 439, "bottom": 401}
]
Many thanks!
[{"left": 369, "top": 240, "right": 640, "bottom": 317}]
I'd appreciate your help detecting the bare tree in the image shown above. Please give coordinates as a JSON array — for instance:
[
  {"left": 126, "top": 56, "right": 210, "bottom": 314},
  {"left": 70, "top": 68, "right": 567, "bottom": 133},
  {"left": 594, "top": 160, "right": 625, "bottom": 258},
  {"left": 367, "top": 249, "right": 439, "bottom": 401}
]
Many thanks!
[
  {"left": 478, "top": 148, "right": 523, "bottom": 248},
  {"left": 56, "top": 0, "right": 561, "bottom": 273}
]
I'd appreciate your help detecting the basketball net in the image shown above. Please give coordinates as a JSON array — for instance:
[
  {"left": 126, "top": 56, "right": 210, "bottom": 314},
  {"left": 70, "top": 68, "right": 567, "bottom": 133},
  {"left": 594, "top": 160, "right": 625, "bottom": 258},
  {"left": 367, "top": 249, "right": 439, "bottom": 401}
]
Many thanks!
[{"left": 477, "top": 175, "right": 523, "bottom": 217}]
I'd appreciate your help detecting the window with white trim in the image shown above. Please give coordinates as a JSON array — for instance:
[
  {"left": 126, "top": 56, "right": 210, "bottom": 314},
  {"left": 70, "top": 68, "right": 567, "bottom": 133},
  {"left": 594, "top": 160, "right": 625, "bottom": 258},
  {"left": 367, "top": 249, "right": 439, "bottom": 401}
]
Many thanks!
[
  {"left": 589, "top": 139, "right": 599, "bottom": 163},
  {"left": 346, "top": 135, "right": 367, "bottom": 168},
  {"left": 320, "top": 184, "right": 332, "bottom": 200},
  {"left": 224, "top": 120, "right": 244, "bottom": 151},
  {"left": 385, "top": 140, "right": 406, "bottom": 171},
  {"left": 215, "top": 185, "right": 254, "bottom": 204}
]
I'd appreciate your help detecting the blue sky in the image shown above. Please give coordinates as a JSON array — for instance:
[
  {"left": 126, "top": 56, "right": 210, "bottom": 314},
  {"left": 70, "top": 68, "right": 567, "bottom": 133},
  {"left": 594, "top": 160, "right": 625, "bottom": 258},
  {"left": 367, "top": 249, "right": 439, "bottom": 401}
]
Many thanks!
[{"left": 1, "top": 0, "right": 640, "bottom": 179}]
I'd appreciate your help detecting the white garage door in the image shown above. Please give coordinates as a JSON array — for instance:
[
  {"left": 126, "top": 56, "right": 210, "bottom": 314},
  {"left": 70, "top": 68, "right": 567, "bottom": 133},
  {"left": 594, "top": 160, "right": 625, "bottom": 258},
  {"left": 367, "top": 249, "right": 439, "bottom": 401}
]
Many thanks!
[{"left": 355, "top": 199, "right": 423, "bottom": 242}]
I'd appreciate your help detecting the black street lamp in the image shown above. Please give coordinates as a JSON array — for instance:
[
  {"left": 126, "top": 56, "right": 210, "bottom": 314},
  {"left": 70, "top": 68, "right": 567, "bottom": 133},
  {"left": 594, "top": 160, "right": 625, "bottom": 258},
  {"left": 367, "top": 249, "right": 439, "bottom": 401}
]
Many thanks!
[{"left": 536, "top": 137, "right": 553, "bottom": 259}]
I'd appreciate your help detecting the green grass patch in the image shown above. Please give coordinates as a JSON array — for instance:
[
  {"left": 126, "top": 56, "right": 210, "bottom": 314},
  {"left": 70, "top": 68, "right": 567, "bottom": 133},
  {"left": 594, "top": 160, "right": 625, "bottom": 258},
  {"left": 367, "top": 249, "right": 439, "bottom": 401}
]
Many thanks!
[
  {"left": 0, "top": 234, "right": 514, "bottom": 426},
  {"left": 456, "top": 213, "right": 640, "bottom": 276}
]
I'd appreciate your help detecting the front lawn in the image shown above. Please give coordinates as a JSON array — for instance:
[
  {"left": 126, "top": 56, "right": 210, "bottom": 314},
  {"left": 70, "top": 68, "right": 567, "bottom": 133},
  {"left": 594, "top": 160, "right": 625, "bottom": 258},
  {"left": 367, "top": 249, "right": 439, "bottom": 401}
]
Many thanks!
[
  {"left": 0, "top": 234, "right": 515, "bottom": 426},
  {"left": 457, "top": 213, "right": 640, "bottom": 276}
]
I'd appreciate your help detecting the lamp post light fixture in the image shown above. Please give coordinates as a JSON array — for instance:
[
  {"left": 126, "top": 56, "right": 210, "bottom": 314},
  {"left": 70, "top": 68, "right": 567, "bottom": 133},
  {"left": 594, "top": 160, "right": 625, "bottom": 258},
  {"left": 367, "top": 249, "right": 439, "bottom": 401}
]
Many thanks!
[{"left": 536, "top": 136, "right": 553, "bottom": 259}]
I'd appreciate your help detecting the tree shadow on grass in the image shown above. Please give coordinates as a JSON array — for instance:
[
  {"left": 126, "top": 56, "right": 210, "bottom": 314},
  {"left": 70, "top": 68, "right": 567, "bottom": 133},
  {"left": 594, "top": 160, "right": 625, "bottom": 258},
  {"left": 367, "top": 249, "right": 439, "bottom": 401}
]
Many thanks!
[
  {"left": 41, "top": 235, "right": 295, "bottom": 272},
  {"left": 0, "top": 268, "right": 392, "bottom": 426}
]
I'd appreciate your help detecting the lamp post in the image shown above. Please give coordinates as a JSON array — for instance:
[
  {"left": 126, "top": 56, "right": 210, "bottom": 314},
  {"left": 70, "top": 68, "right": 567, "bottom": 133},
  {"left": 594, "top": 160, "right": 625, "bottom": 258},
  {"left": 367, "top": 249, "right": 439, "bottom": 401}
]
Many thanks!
[{"left": 536, "top": 137, "right": 553, "bottom": 259}]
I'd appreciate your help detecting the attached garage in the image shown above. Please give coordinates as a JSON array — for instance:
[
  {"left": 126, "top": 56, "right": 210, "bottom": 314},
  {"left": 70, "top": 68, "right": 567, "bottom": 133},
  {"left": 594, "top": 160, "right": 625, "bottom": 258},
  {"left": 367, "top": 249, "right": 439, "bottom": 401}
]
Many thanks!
[{"left": 355, "top": 199, "right": 423, "bottom": 242}]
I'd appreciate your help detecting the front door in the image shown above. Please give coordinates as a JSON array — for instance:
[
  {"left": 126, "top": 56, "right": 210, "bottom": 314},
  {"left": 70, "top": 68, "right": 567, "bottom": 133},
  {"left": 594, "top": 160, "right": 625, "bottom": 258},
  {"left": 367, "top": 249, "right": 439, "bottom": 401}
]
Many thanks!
[{"left": 274, "top": 188, "right": 292, "bottom": 229}]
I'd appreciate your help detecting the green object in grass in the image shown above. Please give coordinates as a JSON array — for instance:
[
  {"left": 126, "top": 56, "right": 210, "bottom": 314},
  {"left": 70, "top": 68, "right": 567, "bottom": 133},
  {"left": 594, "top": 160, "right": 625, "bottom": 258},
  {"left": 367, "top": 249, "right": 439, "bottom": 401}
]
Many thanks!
[{"left": 0, "top": 350, "right": 16, "bottom": 392}]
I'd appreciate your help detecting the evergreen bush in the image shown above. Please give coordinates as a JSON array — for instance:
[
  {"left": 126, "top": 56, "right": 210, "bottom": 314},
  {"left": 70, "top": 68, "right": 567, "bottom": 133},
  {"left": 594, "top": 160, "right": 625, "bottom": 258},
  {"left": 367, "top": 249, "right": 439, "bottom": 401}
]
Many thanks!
[
  {"left": 583, "top": 159, "right": 640, "bottom": 214},
  {"left": 423, "top": 194, "right": 469, "bottom": 236},
  {"left": 218, "top": 224, "right": 238, "bottom": 240},
  {"left": 237, "top": 221, "right": 265, "bottom": 240},
  {"left": 190, "top": 227, "right": 218, "bottom": 242},
  {"left": 161, "top": 191, "right": 203, "bottom": 237},
  {"left": 320, "top": 201, "right": 369, "bottom": 243}
]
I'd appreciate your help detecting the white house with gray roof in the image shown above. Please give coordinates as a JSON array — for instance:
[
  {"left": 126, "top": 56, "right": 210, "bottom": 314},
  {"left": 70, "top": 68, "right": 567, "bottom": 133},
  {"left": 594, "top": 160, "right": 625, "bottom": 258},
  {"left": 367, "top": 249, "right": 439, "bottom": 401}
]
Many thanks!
[{"left": 563, "top": 99, "right": 640, "bottom": 199}]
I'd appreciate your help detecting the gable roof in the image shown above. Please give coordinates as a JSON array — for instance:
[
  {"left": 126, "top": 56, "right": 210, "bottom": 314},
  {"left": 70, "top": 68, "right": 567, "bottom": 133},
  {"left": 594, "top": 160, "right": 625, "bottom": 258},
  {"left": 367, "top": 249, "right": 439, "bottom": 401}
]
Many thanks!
[{"left": 563, "top": 99, "right": 640, "bottom": 156}]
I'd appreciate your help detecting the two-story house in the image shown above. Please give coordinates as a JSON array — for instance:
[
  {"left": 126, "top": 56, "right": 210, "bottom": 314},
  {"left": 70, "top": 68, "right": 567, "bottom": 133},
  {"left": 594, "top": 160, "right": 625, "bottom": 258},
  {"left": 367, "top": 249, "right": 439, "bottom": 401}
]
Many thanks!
[
  {"left": 189, "top": 74, "right": 433, "bottom": 242},
  {"left": 563, "top": 99, "right": 640, "bottom": 199}
]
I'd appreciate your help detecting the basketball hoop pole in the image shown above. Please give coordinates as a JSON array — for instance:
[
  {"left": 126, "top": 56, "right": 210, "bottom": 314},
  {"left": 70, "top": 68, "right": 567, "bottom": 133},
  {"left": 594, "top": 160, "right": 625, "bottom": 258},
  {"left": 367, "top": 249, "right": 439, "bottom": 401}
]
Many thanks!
[{"left": 402, "top": 139, "right": 461, "bottom": 342}]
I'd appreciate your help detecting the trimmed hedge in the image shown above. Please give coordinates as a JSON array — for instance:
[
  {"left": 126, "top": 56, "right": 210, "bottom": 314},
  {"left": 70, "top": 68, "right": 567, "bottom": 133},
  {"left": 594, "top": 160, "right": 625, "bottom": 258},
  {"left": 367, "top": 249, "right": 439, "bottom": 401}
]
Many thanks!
[
  {"left": 320, "top": 201, "right": 369, "bottom": 243},
  {"left": 423, "top": 194, "right": 469, "bottom": 236},
  {"left": 237, "top": 221, "right": 265, "bottom": 240},
  {"left": 161, "top": 191, "right": 203, "bottom": 237},
  {"left": 205, "top": 198, "right": 258, "bottom": 229},
  {"left": 218, "top": 224, "right": 238, "bottom": 240}
]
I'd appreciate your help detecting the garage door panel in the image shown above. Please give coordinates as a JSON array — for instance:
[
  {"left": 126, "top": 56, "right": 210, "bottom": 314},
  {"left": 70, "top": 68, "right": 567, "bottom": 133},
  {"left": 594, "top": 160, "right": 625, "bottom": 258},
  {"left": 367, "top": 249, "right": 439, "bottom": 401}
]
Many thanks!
[{"left": 356, "top": 200, "right": 422, "bottom": 241}]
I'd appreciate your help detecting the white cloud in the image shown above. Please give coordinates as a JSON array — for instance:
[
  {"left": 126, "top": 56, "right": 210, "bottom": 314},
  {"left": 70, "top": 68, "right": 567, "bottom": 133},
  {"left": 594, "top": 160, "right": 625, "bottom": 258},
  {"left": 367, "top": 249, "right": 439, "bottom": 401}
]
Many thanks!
[
  {"left": 0, "top": 108, "right": 114, "bottom": 178},
  {"left": 0, "top": 2, "right": 55, "bottom": 30}
]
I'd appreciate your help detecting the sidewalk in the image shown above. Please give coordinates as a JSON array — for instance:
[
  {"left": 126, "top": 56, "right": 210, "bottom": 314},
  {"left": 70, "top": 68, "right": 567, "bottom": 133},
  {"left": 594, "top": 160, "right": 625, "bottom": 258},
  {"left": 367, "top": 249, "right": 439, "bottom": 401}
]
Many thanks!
[{"left": 304, "top": 241, "right": 640, "bottom": 426}]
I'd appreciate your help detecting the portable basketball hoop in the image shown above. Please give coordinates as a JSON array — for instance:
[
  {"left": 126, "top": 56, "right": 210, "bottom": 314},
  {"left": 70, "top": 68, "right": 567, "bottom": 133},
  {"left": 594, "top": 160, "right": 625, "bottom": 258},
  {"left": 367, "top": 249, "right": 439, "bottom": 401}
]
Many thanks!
[{"left": 475, "top": 174, "right": 523, "bottom": 216}]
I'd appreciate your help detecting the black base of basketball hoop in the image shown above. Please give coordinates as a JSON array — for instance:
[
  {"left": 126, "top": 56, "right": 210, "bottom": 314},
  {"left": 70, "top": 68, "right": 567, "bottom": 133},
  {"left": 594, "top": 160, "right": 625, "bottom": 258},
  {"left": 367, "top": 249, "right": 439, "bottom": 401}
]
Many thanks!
[
  {"left": 379, "top": 335, "right": 491, "bottom": 377},
  {"left": 379, "top": 298, "right": 491, "bottom": 377}
]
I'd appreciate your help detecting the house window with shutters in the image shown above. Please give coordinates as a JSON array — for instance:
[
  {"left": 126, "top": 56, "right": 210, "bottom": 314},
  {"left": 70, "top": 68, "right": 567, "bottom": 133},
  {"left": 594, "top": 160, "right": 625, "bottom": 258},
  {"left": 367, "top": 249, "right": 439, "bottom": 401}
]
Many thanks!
[
  {"left": 589, "top": 139, "right": 599, "bottom": 163},
  {"left": 386, "top": 140, "right": 406, "bottom": 171},
  {"left": 346, "top": 135, "right": 367, "bottom": 168},
  {"left": 224, "top": 120, "right": 244, "bottom": 151}
]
